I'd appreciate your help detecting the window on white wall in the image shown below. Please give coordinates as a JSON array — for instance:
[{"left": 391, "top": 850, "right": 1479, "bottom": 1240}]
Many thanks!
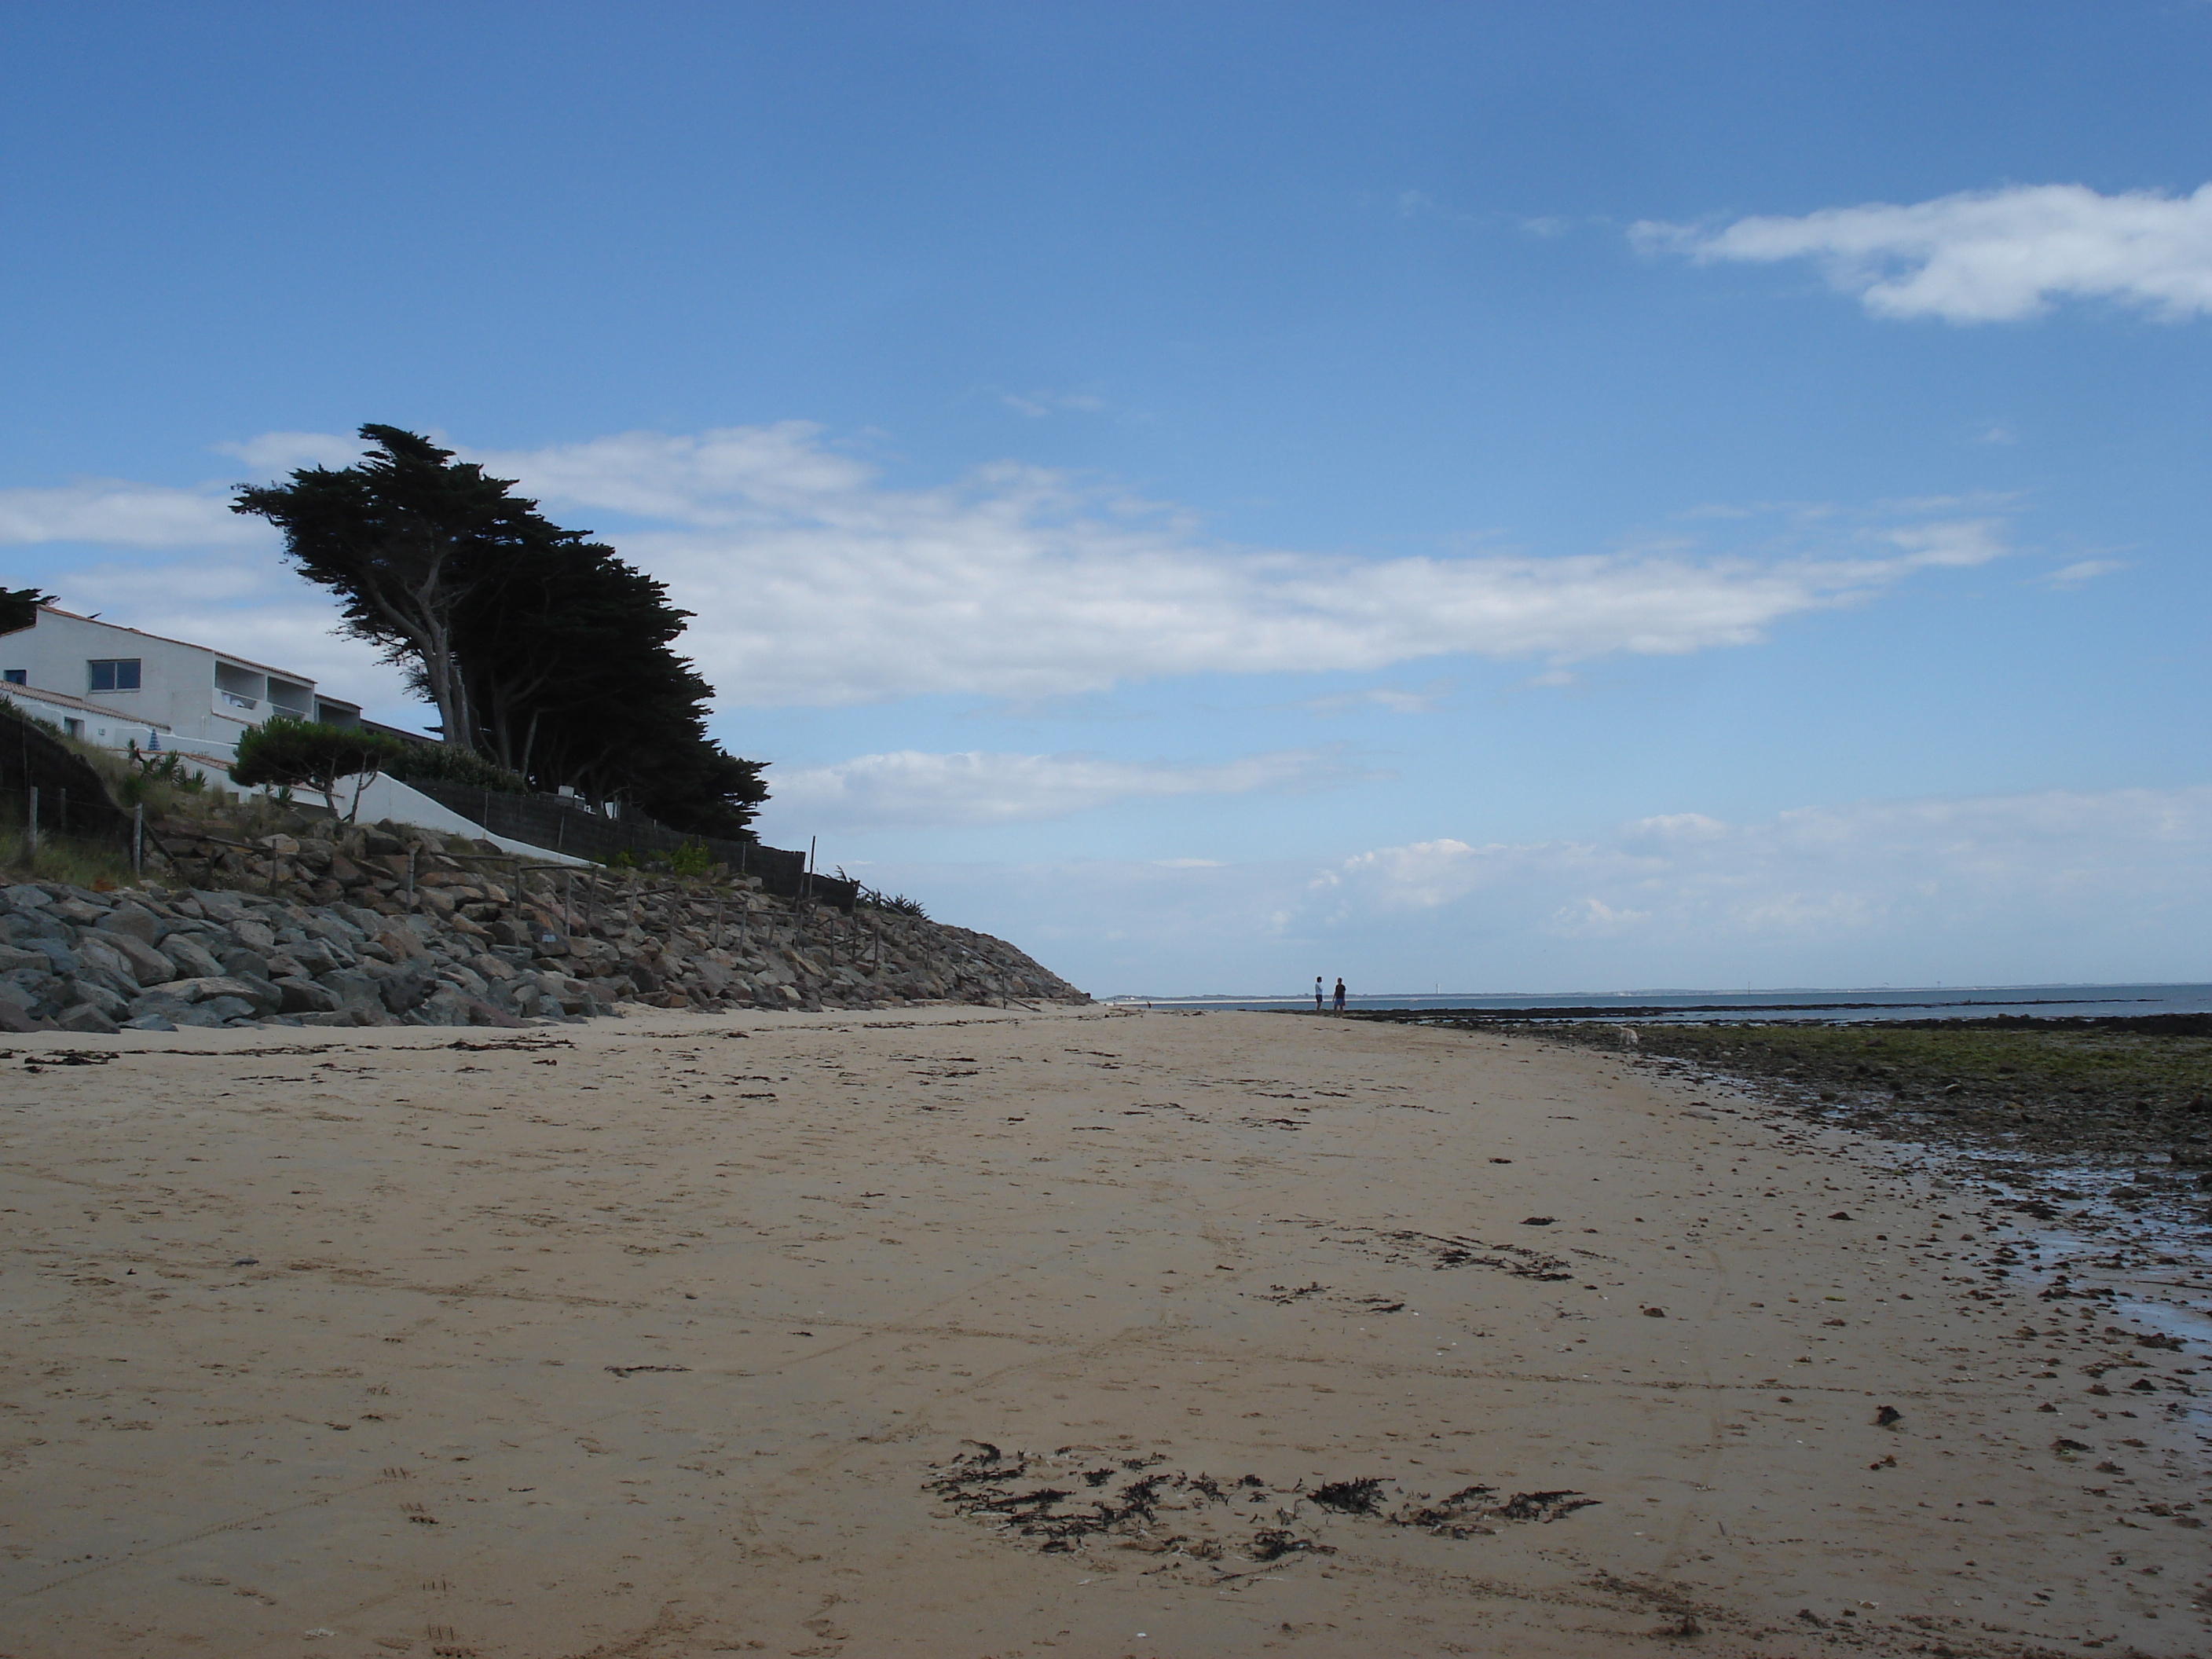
[{"left": 88, "top": 658, "right": 141, "bottom": 691}]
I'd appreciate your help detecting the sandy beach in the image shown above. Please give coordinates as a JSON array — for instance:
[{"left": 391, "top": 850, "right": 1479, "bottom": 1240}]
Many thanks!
[{"left": 2, "top": 1005, "right": 2205, "bottom": 1658}]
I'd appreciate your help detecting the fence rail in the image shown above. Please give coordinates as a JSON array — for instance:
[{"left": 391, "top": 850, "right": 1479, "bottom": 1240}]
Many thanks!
[{"left": 396, "top": 778, "right": 857, "bottom": 911}]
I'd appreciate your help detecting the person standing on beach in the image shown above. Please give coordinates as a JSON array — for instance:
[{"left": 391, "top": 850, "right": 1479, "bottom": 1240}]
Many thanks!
[
  {"left": 1332, "top": 977, "right": 1346, "bottom": 1014},
  {"left": 1314, "top": 976, "right": 1325, "bottom": 1013}
]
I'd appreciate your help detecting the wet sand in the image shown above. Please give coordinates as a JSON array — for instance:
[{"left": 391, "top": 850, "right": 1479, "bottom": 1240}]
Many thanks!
[{"left": 2, "top": 1006, "right": 2205, "bottom": 1658}]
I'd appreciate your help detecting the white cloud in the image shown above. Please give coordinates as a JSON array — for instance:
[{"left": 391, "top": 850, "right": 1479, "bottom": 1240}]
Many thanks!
[
  {"left": 0, "top": 481, "right": 269, "bottom": 548},
  {"left": 2038, "top": 558, "right": 2126, "bottom": 587},
  {"left": 17, "top": 424, "right": 2012, "bottom": 712},
  {"left": 213, "top": 431, "right": 372, "bottom": 473},
  {"left": 1001, "top": 390, "right": 1108, "bottom": 419},
  {"left": 764, "top": 745, "right": 1373, "bottom": 830},
  {"left": 463, "top": 427, "right": 2008, "bottom": 707},
  {"left": 1297, "top": 679, "right": 1451, "bottom": 716},
  {"left": 1636, "top": 182, "right": 2212, "bottom": 322},
  {"left": 1328, "top": 787, "right": 2212, "bottom": 945},
  {"left": 467, "top": 423, "right": 877, "bottom": 526},
  {"left": 875, "top": 785, "right": 2212, "bottom": 994}
]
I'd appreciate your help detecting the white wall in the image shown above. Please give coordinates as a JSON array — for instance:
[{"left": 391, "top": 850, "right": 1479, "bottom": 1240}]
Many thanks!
[
  {"left": 0, "top": 608, "right": 338, "bottom": 749},
  {"left": 0, "top": 686, "right": 171, "bottom": 753},
  {"left": 339, "top": 775, "right": 583, "bottom": 864}
]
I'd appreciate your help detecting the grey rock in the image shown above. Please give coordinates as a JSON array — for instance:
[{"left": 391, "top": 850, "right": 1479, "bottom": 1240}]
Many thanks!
[
  {"left": 0, "top": 1001, "right": 49, "bottom": 1032},
  {"left": 438, "top": 963, "right": 489, "bottom": 998},
  {"left": 79, "top": 959, "right": 142, "bottom": 1002},
  {"left": 75, "top": 933, "right": 142, "bottom": 985},
  {"left": 191, "top": 888, "right": 254, "bottom": 924},
  {"left": 101, "top": 902, "right": 163, "bottom": 944},
  {"left": 57, "top": 1002, "right": 119, "bottom": 1035},
  {"left": 420, "top": 986, "right": 482, "bottom": 1026},
  {"left": 119, "top": 1013, "right": 178, "bottom": 1031},
  {"left": 48, "top": 896, "right": 111, "bottom": 925},
  {"left": 273, "top": 976, "right": 339, "bottom": 1014},
  {"left": 231, "top": 918, "right": 278, "bottom": 953},
  {"left": 303, "top": 914, "right": 365, "bottom": 951},
  {"left": 285, "top": 936, "right": 350, "bottom": 976},
  {"left": 317, "top": 969, "right": 386, "bottom": 1017},
  {"left": 64, "top": 979, "right": 130, "bottom": 1019},
  {"left": 0, "top": 943, "right": 50, "bottom": 976},
  {"left": 228, "top": 972, "right": 284, "bottom": 1015},
  {"left": 24, "top": 937, "right": 79, "bottom": 974},
  {"left": 220, "top": 948, "right": 272, "bottom": 981},
  {"left": 3, "top": 885, "right": 54, "bottom": 914},
  {"left": 157, "top": 975, "right": 264, "bottom": 1007},
  {"left": 375, "top": 961, "right": 435, "bottom": 1014},
  {"left": 86, "top": 928, "right": 174, "bottom": 986},
  {"left": 200, "top": 996, "right": 258, "bottom": 1023},
  {"left": 159, "top": 934, "right": 226, "bottom": 979}
]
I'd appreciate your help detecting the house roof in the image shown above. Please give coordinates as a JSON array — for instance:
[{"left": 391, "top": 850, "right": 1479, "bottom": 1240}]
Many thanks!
[
  {"left": 14, "top": 604, "right": 324, "bottom": 685},
  {"left": 0, "top": 681, "right": 173, "bottom": 729}
]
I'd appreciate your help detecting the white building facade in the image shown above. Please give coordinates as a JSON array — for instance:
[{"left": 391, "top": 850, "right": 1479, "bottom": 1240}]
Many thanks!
[{"left": 0, "top": 605, "right": 362, "bottom": 758}]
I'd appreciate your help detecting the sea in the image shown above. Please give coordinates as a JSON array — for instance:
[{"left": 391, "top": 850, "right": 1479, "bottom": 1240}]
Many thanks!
[{"left": 1103, "top": 983, "right": 2212, "bottom": 1024}]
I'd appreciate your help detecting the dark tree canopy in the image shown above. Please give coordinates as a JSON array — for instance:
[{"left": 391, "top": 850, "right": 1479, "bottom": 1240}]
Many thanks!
[
  {"left": 233, "top": 425, "right": 767, "bottom": 837},
  {"left": 1, "top": 587, "right": 57, "bottom": 634}
]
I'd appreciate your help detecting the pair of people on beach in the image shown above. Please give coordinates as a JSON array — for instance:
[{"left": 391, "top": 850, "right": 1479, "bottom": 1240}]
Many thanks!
[{"left": 1313, "top": 976, "right": 1346, "bottom": 1013}]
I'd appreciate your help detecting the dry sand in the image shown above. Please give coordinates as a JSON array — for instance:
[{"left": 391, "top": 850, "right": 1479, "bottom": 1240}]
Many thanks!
[{"left": 2, "top": 1005, "right": 2205, "bottom": 1658}]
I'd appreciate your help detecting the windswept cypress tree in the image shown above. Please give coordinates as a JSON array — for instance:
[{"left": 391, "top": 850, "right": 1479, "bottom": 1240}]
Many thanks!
[{"left": 234, "top": 425, "right": 767, "bottom": 837}]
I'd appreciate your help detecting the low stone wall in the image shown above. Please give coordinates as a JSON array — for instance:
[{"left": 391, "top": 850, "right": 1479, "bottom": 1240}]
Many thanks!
[{"left": 0, "top": 816, "right": 1086, "bottom": 1035}]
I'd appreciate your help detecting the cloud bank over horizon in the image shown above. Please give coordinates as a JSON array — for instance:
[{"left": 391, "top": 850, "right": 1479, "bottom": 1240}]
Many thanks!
[{"left": 859, "top": 783, "right": 2212, "bottom": 994}]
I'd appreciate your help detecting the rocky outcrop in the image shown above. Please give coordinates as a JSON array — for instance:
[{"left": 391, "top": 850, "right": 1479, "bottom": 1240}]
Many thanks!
[{"left": 1, "top": 818, "right": 1086, "bottom": 1034}]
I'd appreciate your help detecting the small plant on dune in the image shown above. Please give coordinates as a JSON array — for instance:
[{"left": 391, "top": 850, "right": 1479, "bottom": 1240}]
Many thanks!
[{"left": 840, "top": 866, "right": 928, "bottom": 920}]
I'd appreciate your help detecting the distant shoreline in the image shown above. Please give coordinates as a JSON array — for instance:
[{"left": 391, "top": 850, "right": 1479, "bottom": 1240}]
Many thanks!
[{"left": 1104, "top": 980, "right": 2212, "bottom": 1023}]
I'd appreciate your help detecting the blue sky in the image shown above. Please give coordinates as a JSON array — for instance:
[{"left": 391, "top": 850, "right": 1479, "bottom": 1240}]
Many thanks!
[{"left": 5, "top": 2, "right": 2208, "bottom": 994}]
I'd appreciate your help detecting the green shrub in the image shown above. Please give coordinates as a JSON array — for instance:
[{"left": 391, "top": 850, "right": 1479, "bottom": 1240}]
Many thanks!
[
  {"left": 231, "top": 718, "right": 409, "bottom": 821},
  {"left": 377, "top": 740, "right": 530, "bottom": 796},
  {"left": 668, "top": 840, "right": 713, "bottom": 877}
]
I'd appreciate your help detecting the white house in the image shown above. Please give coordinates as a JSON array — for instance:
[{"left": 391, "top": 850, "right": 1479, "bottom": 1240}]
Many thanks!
[
  {"left": 0, "top": 678, "right": 173, "bottom": 753},
  {"left": 0, "top": 604, "right": 364, "bottom": 757}
]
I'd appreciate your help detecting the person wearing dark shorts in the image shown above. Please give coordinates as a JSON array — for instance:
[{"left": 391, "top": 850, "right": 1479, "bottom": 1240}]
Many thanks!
[{"left": 1332, "top": 977, "right": 1346, "bottom": 1013}]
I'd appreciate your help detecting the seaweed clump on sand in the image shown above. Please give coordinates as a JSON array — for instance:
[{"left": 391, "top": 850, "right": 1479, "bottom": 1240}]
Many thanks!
[{"left": 922, "top": 1443, "right": 1597, "bottom": 1565}]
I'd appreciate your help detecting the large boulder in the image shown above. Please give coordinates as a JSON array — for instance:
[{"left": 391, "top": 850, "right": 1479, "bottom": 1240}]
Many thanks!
[
  {"left": 85, "top": 928, "right": 174, "bottom": 986},
  {"left": 317, "top": 969, "right": 386, "bottom": 1019},
  {"left": 159, "top": 933, "right": 226, "bottom": 980},
  {"left": 273, "top": 975, "right": 339, "bottom": 1014},
  {"left": 159, "top": 974, "right": 277, "bottom": 1014}
]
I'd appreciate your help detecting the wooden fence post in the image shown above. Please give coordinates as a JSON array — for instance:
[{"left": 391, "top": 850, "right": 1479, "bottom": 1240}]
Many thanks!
[{"left": 25, "top": 786, "right": 37, "bottom": 856}]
